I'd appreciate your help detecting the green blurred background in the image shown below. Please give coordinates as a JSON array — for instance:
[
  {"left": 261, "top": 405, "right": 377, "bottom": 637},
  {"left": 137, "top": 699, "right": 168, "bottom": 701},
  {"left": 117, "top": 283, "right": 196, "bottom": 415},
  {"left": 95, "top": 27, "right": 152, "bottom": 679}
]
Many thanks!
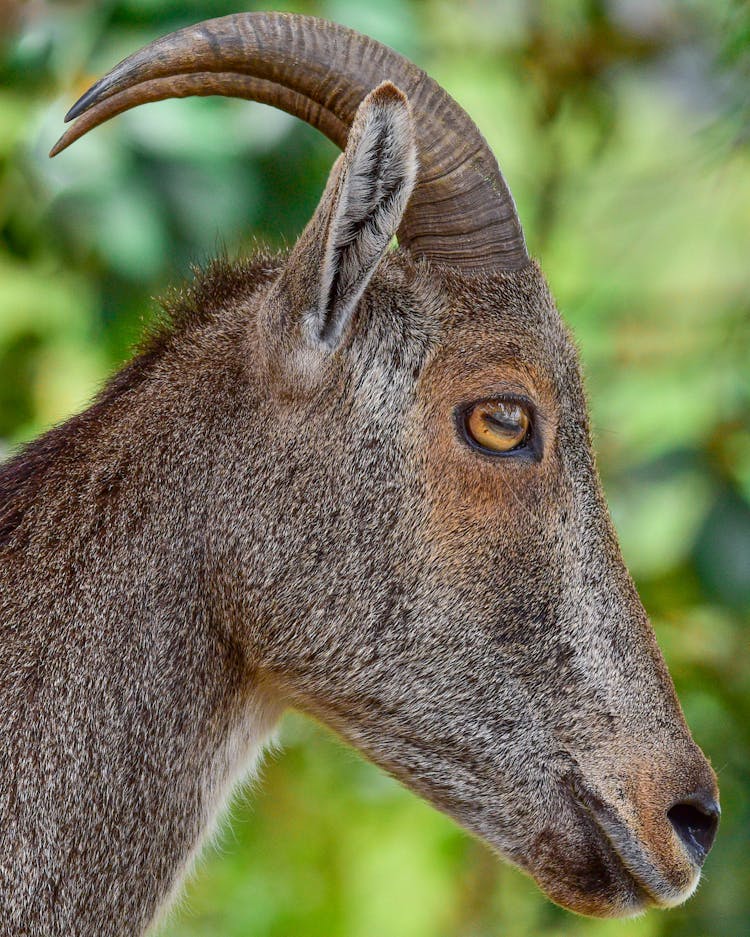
[{"left": 1, "top": 1, "right": 749, "bottom": 935}]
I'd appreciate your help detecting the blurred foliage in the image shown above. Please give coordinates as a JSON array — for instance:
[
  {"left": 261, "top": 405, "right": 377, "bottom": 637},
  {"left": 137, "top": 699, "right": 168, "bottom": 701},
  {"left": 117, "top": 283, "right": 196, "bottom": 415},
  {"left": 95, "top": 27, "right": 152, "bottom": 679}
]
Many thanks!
[{"left": 1, "top": 0, "right": 749, "bottom": 935}]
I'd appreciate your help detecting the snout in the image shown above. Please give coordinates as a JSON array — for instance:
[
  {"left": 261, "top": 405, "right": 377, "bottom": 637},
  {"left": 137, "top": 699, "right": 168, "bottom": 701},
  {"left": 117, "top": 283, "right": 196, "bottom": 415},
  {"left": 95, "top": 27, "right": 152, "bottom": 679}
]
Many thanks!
[
  {"left": 515, "top": 742, "right": 720, "bottom": 919},
  {"left": 577, "top": 760, "right": 719, "bottom": 909}
]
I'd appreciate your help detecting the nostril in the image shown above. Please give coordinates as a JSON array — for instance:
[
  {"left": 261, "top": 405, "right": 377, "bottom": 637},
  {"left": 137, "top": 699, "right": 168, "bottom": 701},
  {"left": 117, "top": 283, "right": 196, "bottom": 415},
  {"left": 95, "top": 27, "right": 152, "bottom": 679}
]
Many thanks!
[{"left": 668, "top": 795, "right": 720, "bottom": 864}]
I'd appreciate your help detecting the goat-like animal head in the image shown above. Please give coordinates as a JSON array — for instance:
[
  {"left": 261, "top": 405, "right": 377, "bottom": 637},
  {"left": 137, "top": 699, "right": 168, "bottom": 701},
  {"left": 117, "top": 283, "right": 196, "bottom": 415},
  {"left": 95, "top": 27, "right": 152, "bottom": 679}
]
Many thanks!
[{"left": 53, "top": 12, "right": 719, "bottom": 917}]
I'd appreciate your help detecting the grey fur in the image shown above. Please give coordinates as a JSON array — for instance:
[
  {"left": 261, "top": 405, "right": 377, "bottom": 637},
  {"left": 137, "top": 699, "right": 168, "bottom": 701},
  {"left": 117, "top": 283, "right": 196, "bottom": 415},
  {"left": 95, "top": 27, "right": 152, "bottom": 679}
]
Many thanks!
[{"left": 0, "top": 79, "right": 717, "bottom": 934}]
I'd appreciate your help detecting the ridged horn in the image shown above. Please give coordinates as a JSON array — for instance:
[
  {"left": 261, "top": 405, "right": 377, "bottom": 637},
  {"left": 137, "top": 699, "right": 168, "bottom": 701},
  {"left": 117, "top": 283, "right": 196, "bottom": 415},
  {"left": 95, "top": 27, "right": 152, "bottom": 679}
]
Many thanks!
[{"left": 51, "top": 13, "right": 529, "bottom": 273}]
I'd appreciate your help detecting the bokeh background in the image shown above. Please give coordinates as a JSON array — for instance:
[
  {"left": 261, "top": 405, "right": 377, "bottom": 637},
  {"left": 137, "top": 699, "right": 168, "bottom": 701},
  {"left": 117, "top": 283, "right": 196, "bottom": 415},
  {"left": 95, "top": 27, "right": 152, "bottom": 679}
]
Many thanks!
[{"left": 1, "top": 0, "right": 749, "bottom": 935}]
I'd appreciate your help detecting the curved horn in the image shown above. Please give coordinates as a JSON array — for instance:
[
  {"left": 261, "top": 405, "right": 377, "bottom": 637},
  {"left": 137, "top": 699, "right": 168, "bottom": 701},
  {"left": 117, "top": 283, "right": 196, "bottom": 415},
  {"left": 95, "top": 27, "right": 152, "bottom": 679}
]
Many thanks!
[{"left": 51, "top": 13, "right": 529, "bottom": 273}]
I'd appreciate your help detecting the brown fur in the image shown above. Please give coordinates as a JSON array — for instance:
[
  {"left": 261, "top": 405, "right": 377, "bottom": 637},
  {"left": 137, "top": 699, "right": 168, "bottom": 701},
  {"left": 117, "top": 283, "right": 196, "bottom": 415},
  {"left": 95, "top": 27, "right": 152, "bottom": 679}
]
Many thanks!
[{"left": 0, "top": 83, "right": 717, "bottom": 935}]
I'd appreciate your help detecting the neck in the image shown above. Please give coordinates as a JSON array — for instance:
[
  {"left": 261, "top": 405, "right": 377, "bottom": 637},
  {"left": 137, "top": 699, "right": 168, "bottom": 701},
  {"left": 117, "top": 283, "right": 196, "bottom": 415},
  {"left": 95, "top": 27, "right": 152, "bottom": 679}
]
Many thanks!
[{"left": 0, "top": 341, "right": 283, "bottom": 935}]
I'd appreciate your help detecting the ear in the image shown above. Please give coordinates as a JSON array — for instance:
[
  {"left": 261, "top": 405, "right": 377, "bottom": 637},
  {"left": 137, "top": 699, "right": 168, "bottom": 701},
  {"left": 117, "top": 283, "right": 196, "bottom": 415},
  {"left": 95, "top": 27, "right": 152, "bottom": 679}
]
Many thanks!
[{"left": 284, "top": 81, "right": 418, "bottom": 348}]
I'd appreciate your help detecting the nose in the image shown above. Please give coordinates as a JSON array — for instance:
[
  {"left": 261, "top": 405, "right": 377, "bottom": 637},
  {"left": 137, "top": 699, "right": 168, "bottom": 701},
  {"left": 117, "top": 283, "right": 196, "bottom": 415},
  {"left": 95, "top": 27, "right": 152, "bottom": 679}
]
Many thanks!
[{"left": 667, "top": 791, "right": 720, "bottom": 864}]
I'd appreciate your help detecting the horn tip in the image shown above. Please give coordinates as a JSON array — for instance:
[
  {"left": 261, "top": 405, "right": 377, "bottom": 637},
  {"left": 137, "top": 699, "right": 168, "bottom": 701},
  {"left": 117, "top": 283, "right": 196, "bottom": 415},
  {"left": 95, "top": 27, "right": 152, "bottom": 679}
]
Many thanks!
[
  {"left": 49, "top": 133, "right": 69, "bottom": 158},
  {"left": 64, "top": 102, "right": 84, "bottom": 123},
  {"left": 65, "top": 85, "right": 99, "bottom": 122}
]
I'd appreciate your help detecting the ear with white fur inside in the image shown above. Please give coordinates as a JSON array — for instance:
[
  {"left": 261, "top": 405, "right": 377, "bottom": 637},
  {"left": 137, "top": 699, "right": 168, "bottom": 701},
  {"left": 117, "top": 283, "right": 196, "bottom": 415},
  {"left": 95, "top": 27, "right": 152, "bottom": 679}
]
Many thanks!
[{"left": 304, "top": 81, "right": 418, "bottom": 347}]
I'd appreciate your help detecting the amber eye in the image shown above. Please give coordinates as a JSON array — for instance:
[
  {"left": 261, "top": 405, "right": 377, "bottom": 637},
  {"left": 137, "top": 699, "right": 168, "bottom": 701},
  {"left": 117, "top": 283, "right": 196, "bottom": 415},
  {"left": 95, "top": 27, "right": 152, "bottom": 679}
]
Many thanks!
[{"left": 463, "top": 399, "right": 531, "bottom": 454}]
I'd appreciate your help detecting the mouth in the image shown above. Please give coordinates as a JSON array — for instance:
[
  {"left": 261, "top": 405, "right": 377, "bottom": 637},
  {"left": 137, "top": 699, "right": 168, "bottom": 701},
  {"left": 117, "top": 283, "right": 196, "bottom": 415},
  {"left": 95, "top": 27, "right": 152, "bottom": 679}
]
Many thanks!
[{"left": 573, "top": 785, "right": 701, "bottom": 911}]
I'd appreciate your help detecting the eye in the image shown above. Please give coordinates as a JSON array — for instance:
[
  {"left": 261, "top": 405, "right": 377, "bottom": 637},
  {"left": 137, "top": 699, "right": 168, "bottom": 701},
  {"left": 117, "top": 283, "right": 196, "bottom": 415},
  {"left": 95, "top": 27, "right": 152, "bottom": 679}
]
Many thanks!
[{"left": 462, "top": 399, "right": 532, "bottom": 455}]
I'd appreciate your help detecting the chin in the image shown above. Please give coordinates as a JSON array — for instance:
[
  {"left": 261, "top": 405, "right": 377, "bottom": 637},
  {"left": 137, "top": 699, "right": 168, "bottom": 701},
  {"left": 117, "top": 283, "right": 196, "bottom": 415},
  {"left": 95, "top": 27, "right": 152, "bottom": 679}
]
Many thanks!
[{"left": 499, "top": 812, "right": 702, "bottom": 919}]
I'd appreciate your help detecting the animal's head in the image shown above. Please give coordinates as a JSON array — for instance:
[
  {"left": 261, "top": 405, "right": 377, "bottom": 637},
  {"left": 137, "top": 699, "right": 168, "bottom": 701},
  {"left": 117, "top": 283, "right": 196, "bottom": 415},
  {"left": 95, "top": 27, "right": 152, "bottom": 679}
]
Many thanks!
[{"left": 54, "top": 13, "right": 719, "bottom": 918}]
